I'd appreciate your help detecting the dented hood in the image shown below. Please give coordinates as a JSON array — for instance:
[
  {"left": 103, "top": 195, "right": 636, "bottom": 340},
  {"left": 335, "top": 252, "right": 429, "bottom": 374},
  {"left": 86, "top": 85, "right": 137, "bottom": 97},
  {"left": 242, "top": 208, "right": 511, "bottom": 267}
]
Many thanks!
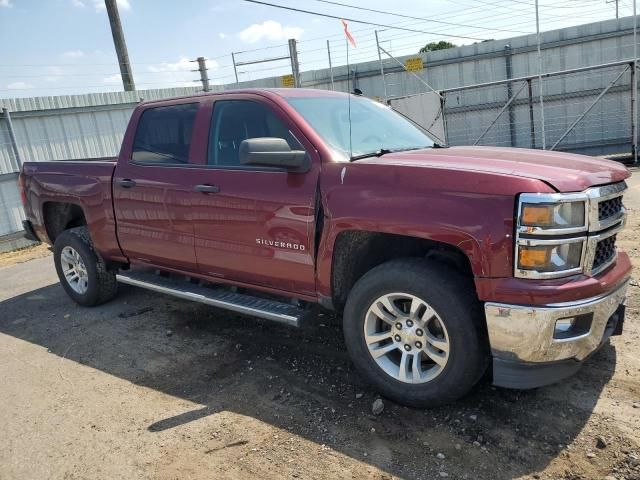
[{"left": 369, "top": 146, "right": 630, "bottom": 192}]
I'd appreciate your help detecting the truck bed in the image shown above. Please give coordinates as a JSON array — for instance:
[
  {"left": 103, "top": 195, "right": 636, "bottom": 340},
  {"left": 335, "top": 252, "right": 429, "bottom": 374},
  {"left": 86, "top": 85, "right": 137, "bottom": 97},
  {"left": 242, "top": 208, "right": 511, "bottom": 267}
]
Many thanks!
[
  {"left": 22, "top": 156, "right": 117, "bottom": 171},
  {"left": 43, "top": 156, "right": 118, "bottom": 163},
  {"left": 20, "top": 157, "right": 120, "bottom": 258}
]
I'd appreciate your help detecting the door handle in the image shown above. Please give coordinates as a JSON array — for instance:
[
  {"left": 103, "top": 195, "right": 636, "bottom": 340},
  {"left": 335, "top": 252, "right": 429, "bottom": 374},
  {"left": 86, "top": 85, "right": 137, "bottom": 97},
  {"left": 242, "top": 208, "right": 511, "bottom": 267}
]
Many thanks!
[
  {"left": 194, "top": 184, "right": 220, "bottom": 194},
  {"left": 117, "top": 179, "right": 137, "bottom": 188}
]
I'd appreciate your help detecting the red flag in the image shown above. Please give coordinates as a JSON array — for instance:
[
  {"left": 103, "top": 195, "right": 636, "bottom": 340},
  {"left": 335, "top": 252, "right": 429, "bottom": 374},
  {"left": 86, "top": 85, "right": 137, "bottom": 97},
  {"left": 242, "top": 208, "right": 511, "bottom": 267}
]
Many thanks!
[{"left": 341, "top": 19, "right": 356, "bottom": 48}]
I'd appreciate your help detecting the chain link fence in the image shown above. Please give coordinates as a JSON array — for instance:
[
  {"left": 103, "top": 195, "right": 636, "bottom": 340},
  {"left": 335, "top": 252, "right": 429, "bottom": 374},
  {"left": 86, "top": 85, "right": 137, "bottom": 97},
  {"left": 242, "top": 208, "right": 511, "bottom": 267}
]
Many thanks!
[{"left": 442, "top": 61, "right": 634, "bottom": 156}]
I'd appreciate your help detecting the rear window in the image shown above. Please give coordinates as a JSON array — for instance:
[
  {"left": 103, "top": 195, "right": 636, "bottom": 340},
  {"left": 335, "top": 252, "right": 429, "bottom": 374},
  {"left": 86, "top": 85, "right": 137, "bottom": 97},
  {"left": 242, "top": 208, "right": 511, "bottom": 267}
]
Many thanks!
[{"left": 132, "top": 103, "right": 199, "bottom": 164}]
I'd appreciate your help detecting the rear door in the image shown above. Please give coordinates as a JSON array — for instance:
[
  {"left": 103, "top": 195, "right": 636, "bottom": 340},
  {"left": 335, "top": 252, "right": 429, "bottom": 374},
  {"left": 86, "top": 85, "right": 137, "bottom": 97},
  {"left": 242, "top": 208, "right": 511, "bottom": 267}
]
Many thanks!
[
  {"left": 113, "top": 99, "right": 208, "bottom": 273},
  {"left": 190, "top": 95, "right": 320, "bottom": 296}
]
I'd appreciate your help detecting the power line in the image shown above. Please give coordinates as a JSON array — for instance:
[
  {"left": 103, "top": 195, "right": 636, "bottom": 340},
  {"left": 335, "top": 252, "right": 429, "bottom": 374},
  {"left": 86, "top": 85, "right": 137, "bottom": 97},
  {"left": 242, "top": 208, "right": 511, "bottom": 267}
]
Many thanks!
[
  {"left": 297, "top": 0, "right": 516, "bottom": 43},
  {"left": 373, "top": 2, "right": 614, "bottom": 41},
  {"left": 307, "top": 0, "right": 531, "bottom": 34},
  {"left": 242, "top": 0, "right": 489, "bottom": 41},
  {"left": 297, "top": 0, "right": 613, "bottom": 47},
  {"left": 321, "top": 1, "right": 607, "bottom": 53}
]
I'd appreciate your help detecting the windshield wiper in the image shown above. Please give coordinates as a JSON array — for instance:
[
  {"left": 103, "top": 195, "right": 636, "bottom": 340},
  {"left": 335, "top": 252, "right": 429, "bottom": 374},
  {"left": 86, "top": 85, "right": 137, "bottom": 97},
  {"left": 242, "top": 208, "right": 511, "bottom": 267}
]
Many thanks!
[
  {"left": 350, "top": 148, "right": 393, "bottom": 162},
  {"left": 349, "top": 146, "right": 430, "bottom": 162}
]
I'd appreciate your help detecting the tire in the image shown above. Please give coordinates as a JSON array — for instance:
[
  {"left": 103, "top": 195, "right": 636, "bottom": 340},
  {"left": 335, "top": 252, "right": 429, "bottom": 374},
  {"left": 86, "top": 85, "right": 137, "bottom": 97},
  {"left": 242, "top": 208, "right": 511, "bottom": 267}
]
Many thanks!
[
  {"left": 53, "top": 226, "right": 118, "bottom": 306},
  {"left": 343, "top": 258, "right": 488, "bottom": 408}
]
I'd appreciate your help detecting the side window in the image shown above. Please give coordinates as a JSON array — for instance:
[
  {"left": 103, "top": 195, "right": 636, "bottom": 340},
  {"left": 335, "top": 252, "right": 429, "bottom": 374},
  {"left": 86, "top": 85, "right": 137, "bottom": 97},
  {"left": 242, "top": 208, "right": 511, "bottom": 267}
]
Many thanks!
[
  {"left": 208, "top": 100, "right": 302, "bottom": 167},
  {"left": 132, "top": 103, "right": 199, "bottom": 164}
]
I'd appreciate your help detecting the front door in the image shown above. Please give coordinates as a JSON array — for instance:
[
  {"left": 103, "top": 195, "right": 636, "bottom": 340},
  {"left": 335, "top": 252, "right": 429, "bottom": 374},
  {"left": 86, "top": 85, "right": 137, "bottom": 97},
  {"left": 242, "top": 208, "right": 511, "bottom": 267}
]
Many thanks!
[
  {"left": 191, "top": 97, "right": 319, "bottom": 296},
  {"left": 113, "top": 100, "right": 206, "bottom": 273}
]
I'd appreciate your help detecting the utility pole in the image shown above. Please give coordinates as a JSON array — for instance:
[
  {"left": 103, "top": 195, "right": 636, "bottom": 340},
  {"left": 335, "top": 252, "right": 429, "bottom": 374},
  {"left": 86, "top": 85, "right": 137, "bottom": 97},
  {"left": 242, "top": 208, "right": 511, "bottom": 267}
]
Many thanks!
[
  {"left": 104, "top": 0, "right": 135, "bottom": 91},
  {"left": 195, "top": 57, "right": 210, "bottom": 92},
  {"left": 606, "top": 0, "right": 619, "bottom": 19}
]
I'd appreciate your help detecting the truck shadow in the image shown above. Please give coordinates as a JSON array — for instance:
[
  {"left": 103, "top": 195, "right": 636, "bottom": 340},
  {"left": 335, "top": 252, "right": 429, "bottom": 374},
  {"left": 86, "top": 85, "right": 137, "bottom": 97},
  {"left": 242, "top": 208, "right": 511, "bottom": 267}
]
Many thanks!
[{"left": 0, "top": 282, "right": 618, "bottom": 480}]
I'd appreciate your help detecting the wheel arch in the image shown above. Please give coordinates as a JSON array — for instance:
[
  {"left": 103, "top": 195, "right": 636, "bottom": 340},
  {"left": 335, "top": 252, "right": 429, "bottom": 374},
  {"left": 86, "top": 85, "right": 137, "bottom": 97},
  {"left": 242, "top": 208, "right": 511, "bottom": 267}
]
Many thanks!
[
  {"left": 328, "top": 229, "right": 479, "bottom": 312},
  {"left": 42, "top": 201, "right": 87, "bottom": 244}
]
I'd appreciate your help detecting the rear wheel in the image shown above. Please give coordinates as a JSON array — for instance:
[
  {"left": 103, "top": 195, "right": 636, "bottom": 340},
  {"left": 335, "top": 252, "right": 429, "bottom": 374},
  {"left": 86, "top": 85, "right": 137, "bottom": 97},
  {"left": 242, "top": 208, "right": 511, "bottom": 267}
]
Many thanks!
[
  {"left": 343, "top": 258, "right": 487, "bottom": 407},
  {"left": 53, "top": 226, "right": 118, "bottom": 306}
]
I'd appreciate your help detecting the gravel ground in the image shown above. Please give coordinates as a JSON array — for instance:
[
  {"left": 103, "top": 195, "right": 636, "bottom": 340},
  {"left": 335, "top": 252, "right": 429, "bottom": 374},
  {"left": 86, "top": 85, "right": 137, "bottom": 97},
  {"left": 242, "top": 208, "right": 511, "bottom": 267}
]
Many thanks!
[{"left": 0, "top": 172, "right": 638, "bottom": 480}]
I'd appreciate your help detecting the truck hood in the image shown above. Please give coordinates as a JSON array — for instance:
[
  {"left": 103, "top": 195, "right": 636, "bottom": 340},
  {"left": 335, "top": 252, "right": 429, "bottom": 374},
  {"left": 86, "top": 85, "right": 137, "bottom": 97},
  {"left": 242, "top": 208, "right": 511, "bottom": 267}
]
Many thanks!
[{"left": 368, "top": 146, "right": 630, "bottom": 192}]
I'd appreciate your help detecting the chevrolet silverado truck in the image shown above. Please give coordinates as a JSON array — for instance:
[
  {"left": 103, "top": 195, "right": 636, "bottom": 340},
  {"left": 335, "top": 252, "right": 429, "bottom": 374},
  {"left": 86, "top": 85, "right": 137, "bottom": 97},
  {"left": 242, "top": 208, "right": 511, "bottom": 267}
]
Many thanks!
[{"left": 19, "top": 88, "right": 631, "bottom": 407}]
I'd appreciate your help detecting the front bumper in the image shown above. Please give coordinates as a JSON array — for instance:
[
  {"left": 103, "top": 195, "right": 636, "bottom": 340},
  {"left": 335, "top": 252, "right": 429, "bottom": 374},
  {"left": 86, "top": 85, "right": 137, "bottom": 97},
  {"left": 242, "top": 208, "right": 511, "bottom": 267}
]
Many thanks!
[{"left": 485, "top": 280, "right": 628, "bottom": 389}]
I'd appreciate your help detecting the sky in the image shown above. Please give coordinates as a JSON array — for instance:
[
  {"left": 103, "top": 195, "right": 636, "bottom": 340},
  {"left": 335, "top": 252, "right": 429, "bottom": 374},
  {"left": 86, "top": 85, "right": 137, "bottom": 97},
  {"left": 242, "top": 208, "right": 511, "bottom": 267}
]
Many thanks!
[{"left": 0, "top": 0, "right": 631, "bottom": 98}]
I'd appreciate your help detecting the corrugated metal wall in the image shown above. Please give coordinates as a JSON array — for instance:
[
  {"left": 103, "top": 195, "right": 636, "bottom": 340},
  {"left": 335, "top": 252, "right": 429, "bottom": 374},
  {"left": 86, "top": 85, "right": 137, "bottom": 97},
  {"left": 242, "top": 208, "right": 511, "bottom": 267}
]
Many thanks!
[
  {"left": 11, "top": 107, "right": 131, "bottom": 164},
  {"left": 0, "top": 86, "right": 202, "bottom": 173},
  {"left": 0, "top": 86, "right": 202, "bottom": 236},
  {"left": 0, "top": 174, "right": 23, "bottom": 237}
]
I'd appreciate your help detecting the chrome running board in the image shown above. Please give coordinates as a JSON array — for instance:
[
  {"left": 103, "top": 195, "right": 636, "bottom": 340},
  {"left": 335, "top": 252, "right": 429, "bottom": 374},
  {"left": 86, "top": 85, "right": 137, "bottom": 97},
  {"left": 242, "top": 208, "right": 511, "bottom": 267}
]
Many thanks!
[{"left": 116, "top": 269, "right": 308, "bottom": 327}]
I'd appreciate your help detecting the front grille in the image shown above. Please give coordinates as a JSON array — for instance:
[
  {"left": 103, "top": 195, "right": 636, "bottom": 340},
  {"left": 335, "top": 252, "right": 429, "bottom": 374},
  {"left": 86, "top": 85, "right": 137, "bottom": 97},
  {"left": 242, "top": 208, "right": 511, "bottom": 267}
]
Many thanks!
[
  {"left": 598, "top": 196, "right": 623, "bottom": 222},
  {"left": 592, "top": 234, "right": 617, "bottom": 271}
]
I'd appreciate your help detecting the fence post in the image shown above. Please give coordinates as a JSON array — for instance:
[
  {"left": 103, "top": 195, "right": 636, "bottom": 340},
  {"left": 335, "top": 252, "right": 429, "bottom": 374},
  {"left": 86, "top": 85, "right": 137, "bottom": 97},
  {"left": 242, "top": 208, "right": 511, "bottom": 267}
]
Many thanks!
[
  {"left": 631, "top": 62, "right": 636, "bottom": 161},
  {"left": 196, "top": 57, "right": 210, "bottom": 92},
  {"left": 375, "top": 31, "right": 388, "bottom": 103},
  {"left": 632, "top": 0, "right": 638, "bottom": 164},
  {"left": 441, "top": 92, "right": 450, "bottom": 146},
  {"left": 534, "top": 0, "right": 546, "bottom": 149},
  {"left": 327, "top": 40, "right": 335, "bottom": 91},
  {"left": 231, "top": 52, "right": 240, "bottom": 87},
  {"left": 2, "top": 108, "right": 22, "bottom": 171},
  {"left": 288, "top": 39, "right": 301, "bottom": 88},
  {"left": 505, "top": 44, "right": 516, "bottom": 147},
  {"left": 527, "top": 79, "right": 536, "bottom": 149}
]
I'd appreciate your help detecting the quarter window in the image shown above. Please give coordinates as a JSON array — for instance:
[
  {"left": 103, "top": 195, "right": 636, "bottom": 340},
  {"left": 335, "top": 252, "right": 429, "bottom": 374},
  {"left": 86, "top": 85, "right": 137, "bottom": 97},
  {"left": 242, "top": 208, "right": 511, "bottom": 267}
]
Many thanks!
[
  {"left": 208, "top": 100, "right": 302, "bottom": 167},
  {"left": 132, "top": 103, "right": 199, "bottom": 164}
]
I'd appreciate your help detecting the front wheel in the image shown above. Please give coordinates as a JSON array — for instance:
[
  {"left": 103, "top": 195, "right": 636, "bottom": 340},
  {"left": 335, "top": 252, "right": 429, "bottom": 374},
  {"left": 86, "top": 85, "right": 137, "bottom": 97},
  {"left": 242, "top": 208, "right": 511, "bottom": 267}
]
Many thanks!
[
  {"left": 343, "top": 259, "right": 488, "bottom": 408},
  {"left": 53, "top": 226, "right": 118, "bottom": 306}
]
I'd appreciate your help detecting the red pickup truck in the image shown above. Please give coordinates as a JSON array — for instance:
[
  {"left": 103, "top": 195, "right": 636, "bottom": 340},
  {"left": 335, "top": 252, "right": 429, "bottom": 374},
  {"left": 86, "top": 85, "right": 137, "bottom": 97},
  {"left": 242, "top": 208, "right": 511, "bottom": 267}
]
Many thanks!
[{"left": 19, "top": 88, "right": 631, "bottom": 407}]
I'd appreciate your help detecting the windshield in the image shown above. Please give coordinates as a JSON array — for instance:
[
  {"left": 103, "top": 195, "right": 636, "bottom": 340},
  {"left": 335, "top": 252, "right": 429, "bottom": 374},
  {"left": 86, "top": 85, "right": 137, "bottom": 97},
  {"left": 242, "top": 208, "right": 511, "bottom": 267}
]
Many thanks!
[{"left": 285, "top": 95, "right": 435, "bottom": 159}]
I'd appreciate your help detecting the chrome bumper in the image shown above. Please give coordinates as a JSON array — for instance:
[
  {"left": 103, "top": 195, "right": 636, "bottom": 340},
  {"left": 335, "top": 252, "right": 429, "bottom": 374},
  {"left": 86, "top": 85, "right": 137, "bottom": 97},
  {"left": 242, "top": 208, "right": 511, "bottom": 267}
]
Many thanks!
[{"left": 485, "top": 280, "right": 628, "bottom": 364}]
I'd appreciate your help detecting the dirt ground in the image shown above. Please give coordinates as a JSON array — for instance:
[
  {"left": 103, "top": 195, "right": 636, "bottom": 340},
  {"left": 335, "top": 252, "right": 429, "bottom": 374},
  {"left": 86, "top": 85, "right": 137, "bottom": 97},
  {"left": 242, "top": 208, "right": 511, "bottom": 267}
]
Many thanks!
[
  {"left": 0, "top": 242, "right": 51, "bottom": 268},
  {"left": 1, "top": 172, "right": 639, "bottom": 480}
]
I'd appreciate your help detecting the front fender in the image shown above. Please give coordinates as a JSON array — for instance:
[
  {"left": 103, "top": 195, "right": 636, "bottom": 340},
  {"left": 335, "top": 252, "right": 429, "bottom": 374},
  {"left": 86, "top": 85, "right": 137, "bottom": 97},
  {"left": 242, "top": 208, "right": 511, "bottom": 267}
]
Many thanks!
[{"left": 315, "top": 161, "right": 554, "bottom": 298}]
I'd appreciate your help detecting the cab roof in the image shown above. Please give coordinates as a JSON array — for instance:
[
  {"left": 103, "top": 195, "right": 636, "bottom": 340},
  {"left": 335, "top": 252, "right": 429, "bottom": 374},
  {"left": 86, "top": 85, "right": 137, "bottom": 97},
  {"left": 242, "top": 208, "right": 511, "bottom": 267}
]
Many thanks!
[{"left": 140, "top": 87, "right": 352, "bottom": 106}]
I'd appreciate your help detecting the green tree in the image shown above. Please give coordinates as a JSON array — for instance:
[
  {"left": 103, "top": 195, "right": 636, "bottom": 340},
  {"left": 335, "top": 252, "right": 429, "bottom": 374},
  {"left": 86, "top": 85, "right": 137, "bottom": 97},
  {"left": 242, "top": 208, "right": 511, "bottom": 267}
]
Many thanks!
[{"left": 419, "top": 41, "right": 456, "bottom": 53}]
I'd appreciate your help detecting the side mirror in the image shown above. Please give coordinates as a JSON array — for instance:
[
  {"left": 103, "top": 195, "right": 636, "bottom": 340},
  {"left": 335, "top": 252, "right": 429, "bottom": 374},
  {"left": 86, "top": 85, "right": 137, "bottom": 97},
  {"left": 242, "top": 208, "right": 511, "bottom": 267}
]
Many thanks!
[{"left": 239, "top": 137, "right": 309, "bottom": 171}]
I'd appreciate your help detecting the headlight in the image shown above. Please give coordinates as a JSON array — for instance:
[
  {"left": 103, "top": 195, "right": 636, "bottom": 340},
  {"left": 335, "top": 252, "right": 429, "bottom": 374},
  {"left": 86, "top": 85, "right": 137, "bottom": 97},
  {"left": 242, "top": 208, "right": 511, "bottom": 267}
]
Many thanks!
[
  {"left": 515, "top": 185, "right": 626, "bottom": 280},
  {"left": 516, "top": 192, "right": 589, "bottom": 279},
  {"left": 520, "top": 201, "right": 586, "bottom": 231},
  {"left": 517, "top": 241, "right": 583, "bottom": 274}
]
